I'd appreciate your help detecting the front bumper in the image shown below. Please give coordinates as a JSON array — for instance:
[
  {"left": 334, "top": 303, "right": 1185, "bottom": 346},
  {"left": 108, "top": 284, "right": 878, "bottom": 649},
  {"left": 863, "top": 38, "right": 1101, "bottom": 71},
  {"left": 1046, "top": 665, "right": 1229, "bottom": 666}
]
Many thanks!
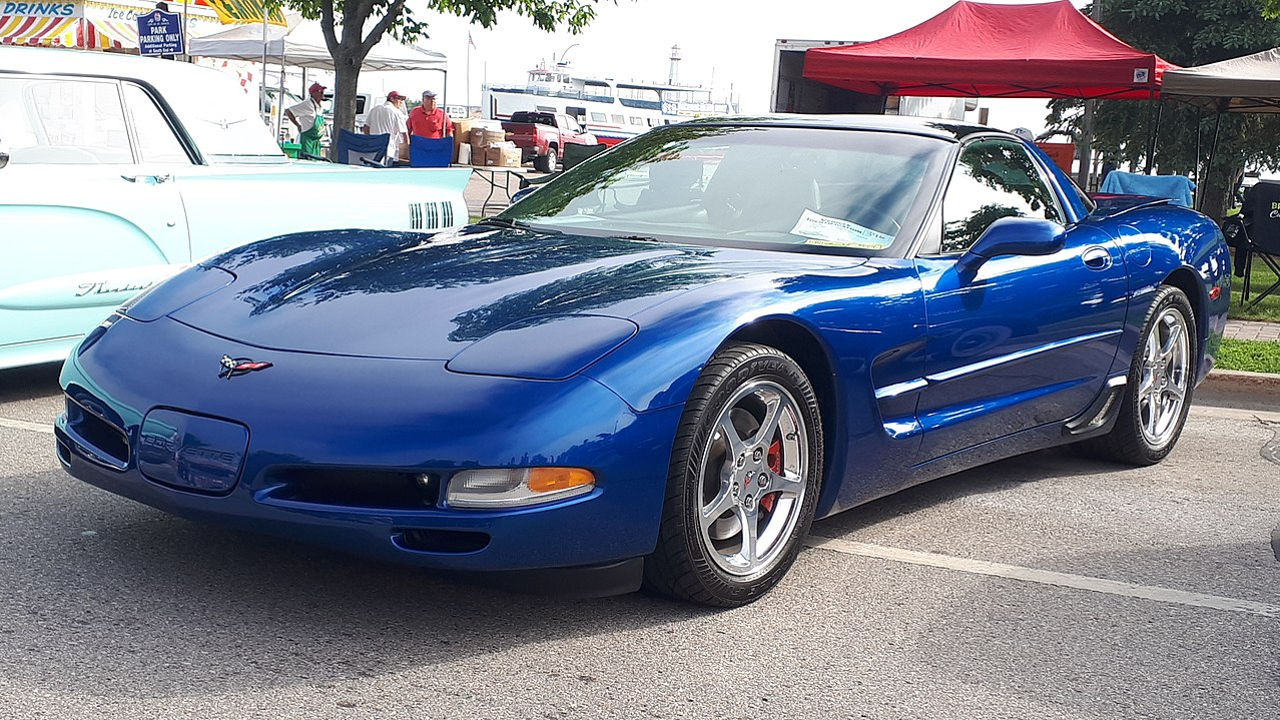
[{"left": 57, "top": 315, "right": 683, "bottom": 580}]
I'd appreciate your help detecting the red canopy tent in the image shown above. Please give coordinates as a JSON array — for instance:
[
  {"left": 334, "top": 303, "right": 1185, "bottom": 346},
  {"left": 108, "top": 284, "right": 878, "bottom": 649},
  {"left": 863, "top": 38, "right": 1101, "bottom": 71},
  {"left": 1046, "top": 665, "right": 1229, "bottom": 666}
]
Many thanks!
[{"left": 803, "top": 0, "right": 1176, "bottom": 100}]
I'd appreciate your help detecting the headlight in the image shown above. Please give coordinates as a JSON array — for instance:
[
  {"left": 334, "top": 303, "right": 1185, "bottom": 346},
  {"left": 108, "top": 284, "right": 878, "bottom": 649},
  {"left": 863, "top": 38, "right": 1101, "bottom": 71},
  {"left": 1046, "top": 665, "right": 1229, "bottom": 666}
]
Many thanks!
[{"left": 446, "top": 467, "right": 595, "bottom": 508}]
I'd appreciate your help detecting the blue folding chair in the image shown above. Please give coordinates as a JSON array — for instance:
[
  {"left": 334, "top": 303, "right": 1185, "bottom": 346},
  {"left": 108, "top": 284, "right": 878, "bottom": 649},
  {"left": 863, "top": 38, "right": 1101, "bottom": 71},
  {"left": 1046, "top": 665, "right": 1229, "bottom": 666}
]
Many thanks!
[
  {"left": 335, "top": 129, "right": 388, "bottom": 167},
  {"left": 409, "top": 135, "right": 454, "bottom": 168}
]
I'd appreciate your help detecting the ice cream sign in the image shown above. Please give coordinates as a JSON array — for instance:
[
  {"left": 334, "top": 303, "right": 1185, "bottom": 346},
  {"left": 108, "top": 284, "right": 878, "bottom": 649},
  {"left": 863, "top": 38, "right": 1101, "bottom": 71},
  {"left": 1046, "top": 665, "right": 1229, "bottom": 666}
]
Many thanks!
[
  {"left": 136, "top": 7, "right": 183, "bottom": 56},
  {"left": 1, "top": 2, "right": 83, "bottom": 17}
]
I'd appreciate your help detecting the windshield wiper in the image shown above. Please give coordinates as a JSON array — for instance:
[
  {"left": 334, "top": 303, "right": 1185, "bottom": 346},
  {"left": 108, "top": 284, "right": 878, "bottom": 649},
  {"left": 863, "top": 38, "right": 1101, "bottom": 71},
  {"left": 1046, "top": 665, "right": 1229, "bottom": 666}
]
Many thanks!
[
  {"left": 613, "top": 234, "right": 662, "bottom": 242},
  {"left": 475, "top": 217, "right": 560, "bottom": 234}
]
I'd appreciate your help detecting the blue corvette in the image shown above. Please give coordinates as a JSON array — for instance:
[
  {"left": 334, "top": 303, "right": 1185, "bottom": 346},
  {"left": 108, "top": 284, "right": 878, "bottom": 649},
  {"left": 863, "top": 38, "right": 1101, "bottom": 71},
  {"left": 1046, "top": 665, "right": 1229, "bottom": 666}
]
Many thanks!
[{"left": 56, "top": 116, "right": 1230, "bottom": 606}]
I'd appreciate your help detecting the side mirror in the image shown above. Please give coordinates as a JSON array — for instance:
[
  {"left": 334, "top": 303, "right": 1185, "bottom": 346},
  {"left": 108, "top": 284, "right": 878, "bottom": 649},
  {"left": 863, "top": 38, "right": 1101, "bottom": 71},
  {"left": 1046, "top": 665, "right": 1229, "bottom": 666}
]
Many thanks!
[{"left": 956, "top": 216, "right": 1065, "bottom": 275}]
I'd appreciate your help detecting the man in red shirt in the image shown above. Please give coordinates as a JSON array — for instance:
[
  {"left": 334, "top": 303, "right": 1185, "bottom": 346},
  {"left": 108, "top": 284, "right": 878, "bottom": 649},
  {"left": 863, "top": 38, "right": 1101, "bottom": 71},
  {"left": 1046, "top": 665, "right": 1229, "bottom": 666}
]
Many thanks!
[{"left": 407, "top": 90, "right": 451, "bottom": 139}]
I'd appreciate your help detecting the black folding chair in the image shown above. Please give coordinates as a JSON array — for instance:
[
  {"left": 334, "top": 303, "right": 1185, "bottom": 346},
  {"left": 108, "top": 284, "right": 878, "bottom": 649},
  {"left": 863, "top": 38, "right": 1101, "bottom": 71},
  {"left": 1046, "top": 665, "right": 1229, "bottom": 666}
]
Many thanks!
[{"left": 1239, "top": 180, "right": 1280, "bottom": 311}]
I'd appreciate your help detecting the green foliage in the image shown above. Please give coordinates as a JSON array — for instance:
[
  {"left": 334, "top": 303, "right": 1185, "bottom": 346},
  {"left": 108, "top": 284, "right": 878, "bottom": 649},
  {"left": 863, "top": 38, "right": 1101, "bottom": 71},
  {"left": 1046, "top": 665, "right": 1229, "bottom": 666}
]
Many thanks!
[
  {"left": 1217, "top": 338, "right": 1280, "bottom": 373},
  {"left": 1046, "top": 0, "right": 1280, "bottom": 215},
  {"left": 268, "top": 0, "right": 609, "bottom": 138},
  {"left": 1230, "top": 262, "right": 1280, "bottom": 322},
  {"left": 273, "top": 0, "right": 605, "bottom": 50}
]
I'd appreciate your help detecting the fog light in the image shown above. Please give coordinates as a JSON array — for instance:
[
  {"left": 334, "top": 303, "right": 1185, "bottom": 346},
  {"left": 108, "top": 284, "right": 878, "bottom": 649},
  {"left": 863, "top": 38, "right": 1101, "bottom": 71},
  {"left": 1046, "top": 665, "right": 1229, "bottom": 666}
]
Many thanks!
[{"left": 446, "top": 467, "right": 595, "bottom": 508}]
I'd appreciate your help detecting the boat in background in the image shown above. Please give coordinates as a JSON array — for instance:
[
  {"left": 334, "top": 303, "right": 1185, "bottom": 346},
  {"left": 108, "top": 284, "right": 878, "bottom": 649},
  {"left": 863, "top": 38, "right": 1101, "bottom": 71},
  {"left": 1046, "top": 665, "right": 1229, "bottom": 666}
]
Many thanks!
[{"left": 481, "top": 49, "right": 737, "bottom": 146}]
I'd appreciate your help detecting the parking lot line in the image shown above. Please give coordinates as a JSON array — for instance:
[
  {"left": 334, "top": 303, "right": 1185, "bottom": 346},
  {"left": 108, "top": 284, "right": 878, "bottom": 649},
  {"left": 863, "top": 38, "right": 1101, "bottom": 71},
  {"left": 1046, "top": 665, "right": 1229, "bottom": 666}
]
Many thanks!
[
  {"left": 0, "top": 417, "right": 52, "bottom": 435},
  {"left": 806, "top": 536, "right": 1280, "bottom": 618}
]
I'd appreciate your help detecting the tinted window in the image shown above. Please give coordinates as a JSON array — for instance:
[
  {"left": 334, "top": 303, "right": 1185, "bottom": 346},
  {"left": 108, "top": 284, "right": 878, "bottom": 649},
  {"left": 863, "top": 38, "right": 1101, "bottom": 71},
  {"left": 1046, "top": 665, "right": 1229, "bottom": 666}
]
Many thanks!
[
  {"left": 123, "top": 83, "right": 190, "bottom": 164},
  {"left": 0, "top": 77, "right": 132, "bottom": 164},
  {"left": 504, "top": 126, "right": 950, "bottom": 257},
  {"left": 940, "top": 139, "right": 1062, "bottom": 254}
]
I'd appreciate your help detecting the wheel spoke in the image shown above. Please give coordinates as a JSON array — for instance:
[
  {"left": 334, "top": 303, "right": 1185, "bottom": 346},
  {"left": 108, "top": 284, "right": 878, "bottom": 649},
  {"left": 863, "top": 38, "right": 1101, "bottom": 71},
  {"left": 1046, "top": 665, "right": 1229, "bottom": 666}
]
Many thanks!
[
  {"left": 700, "top": 484, "right": 736, "bottom": 529},
  {"left": 1166, "top": 383, "right": 1185, "bottom": 403},
  {"left": 772, "top": 470, "right": 805, "bottom": 496},
  {"left": 738, "top": 504, "right": 760, "bottom": 565},
  {"left": 716, "top": 414, "right": 746, "bottom": 458},
  {"left": 1145, "top": 330, "right": 1160, "bottom": 364},
  {"left": 748, "top": 394, "right": 785, "bottom": 448},
  {"left": 1137, "top": 371, "right": 1155, "bottom": 398},
  {"left": 1159, "top": 322, "right": 1182, "bottom": 362}
]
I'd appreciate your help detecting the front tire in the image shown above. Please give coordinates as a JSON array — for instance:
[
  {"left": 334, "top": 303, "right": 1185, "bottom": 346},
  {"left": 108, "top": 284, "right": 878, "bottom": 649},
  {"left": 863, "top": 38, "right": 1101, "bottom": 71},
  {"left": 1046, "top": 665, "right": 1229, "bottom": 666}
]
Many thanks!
[
  {"left": 644, "top": 343, "right": 824, "bottom": 607},
  {"left": 1083, "top": 285, "right": 1196, "bottom": 465}
]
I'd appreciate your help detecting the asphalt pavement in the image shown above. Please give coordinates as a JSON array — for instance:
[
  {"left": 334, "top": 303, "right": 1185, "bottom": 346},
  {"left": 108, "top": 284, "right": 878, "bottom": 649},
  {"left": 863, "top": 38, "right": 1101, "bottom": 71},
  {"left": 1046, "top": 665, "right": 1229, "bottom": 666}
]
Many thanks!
[{"left": 1, "top": 363, "right": 1276, "bottom": 719}]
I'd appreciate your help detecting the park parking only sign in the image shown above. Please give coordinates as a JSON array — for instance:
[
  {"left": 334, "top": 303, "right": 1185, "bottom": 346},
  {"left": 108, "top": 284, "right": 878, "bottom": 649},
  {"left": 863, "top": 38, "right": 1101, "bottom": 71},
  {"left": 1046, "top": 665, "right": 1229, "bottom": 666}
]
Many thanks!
[{"left": 137, "top": 9, "right": 183, "bottom": 56}]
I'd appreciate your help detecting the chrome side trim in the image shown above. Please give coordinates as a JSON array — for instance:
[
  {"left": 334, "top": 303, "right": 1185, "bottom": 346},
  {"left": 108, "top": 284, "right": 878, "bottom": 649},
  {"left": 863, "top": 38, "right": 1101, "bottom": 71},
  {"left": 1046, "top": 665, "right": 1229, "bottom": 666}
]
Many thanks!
[
  {"left": 874, "top": 378, "right": 929, "bottom": 400},
  {"left": 873, "top": 329, "right": 1123, "bottom": 400},
  {"left": 925, "top": 329, "right": 1122, "bottom": 384}
]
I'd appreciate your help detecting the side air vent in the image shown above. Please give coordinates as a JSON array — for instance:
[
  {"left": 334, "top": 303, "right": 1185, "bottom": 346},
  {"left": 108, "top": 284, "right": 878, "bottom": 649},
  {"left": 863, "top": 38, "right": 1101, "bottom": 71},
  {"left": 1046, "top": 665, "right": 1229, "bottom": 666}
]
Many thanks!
[{"left": 409, "top": 201, "right": 455, "bottom": 230}]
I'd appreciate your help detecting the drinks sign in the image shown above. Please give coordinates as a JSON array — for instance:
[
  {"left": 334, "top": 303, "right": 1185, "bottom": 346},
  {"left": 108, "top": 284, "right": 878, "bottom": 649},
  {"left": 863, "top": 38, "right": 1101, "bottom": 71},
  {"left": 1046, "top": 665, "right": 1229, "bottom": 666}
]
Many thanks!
[
  {"left": 136, "top": 8, "right": 183, "bottom": 56},
  {"left": 1, "top": 2, "right": 83, "bottom": 17}
]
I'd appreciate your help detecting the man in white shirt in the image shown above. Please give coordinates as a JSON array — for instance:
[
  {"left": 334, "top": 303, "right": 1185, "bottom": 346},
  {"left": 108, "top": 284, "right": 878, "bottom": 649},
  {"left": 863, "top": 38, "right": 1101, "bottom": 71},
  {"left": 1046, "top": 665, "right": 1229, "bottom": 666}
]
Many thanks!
[
  {"left": 363, "top": 90, "right": 408, "bottom": 165},
  {"left": 285, "top": 82, "right": 326, "bottom": 158}
]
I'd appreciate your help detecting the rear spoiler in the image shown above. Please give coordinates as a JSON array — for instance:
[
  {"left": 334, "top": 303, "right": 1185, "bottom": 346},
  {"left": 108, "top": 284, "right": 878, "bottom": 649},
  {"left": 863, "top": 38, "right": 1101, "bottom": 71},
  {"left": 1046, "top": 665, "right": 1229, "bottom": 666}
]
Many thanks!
[{"left": 1088, "top": 193, "right": 1174, "bottom": 219}]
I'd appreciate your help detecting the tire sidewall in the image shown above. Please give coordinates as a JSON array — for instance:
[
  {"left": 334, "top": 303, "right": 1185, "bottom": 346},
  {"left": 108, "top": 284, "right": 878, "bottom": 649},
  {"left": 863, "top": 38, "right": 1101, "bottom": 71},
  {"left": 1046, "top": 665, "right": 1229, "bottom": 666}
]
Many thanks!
[
  {"left": 1121, "top": 287, "right": 1197, "bottom": 463},
  {"left": 675, "top": 346, "right": 824, "bottom": 602}
]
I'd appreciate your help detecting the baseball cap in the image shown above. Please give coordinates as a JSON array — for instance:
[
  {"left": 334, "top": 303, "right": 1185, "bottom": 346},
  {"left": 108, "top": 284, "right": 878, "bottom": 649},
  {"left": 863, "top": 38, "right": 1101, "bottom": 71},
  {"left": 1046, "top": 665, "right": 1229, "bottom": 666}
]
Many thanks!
[
  {"left": 387, "top": 90, "right": 406, "bottom": 100},
  {"left": 309, "top": 82, "right": 326, "bottom": 94},
  {"left": 422, "top": 89, "right": 437, "bottom": 98}
]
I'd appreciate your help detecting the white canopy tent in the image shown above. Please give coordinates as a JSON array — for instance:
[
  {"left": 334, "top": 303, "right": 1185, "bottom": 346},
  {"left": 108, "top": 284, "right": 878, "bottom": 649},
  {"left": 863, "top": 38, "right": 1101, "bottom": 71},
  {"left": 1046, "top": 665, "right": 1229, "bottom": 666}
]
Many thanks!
[
  {"left": 1157, "top": 47, "right": 1280, "bottom": 208},
  {"left": 1162, "top": 47, "right": 1280, "bottom": 113},
  {"left": 188, "top": 21, "right": 448, "bottom": 71}
]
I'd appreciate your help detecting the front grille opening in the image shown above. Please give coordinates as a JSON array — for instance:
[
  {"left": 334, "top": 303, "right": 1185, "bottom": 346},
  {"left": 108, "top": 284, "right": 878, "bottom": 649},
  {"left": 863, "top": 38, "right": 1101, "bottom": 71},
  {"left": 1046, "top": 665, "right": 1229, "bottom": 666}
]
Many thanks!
[
  {"left": 395, "top": 528, "right": 490, "bottom": 554},
  {"left": 65, "top": 396, "right": 130, "bottom": 467},
  {"left": 263, "top": 468, "right": 438, "bottom": 509}
]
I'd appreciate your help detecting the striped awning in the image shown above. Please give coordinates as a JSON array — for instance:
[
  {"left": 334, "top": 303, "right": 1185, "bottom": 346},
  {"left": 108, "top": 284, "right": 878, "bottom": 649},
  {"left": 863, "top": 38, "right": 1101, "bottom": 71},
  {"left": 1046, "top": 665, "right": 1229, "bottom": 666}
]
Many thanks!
[
  {"left": 0, "top": 14, "right": 79, "bottom": 46},
  {"left": 2, "top": 2, "right": 224, "bottom": 49}
]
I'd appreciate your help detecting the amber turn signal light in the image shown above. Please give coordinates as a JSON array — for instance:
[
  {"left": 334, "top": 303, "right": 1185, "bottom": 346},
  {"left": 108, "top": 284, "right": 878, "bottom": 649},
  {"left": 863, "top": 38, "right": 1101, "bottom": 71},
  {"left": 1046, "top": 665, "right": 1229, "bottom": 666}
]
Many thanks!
[{"left": 527, "top": 467, "right": 595, "bottom": 494}]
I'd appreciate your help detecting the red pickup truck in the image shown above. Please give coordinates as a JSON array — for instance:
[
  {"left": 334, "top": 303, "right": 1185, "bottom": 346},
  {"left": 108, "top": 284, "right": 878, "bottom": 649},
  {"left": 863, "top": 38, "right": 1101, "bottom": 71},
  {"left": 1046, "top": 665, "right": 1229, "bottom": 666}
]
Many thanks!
[{"left": 501, "top": 111, "right": 598, "bottom": 172}]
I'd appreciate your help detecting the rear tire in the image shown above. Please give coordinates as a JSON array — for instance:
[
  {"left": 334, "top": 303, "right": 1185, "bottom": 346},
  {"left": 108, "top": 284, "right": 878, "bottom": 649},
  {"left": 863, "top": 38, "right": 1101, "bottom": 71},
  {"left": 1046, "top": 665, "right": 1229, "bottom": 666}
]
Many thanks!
[
  {"left": 1080, "top": 285, "right": 1196, "bottom": 465},
  {"left": 533, "top": 152, "right": 555, "bottom": 173},
  {"left": 643, "top": 343, "right": 823, "bottom": 607}
]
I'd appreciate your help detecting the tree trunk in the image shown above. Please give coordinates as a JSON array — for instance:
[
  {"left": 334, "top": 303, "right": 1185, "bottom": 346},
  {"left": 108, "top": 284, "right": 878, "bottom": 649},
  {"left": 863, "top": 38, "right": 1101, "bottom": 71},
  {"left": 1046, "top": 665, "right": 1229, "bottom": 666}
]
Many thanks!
[{"left": 331, "top": 54, "right": 362, "bottom": 146}]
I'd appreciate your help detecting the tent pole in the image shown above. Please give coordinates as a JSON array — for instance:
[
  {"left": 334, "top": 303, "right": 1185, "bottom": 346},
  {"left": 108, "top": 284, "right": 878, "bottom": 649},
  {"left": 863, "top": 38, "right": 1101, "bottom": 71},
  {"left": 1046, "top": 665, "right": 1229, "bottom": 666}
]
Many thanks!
[
  {"left": 1194, "top": 107, "right": 1203, "bottom": 208},
  {"left": 260, "top": 14, "right": 268, "bottom": 126},
  {"left": 1199, "top": 111, "right": 1223, "bottom": 212},
  {"left": 1143, "top": 89, "right": 1159, "bottom": 173}
]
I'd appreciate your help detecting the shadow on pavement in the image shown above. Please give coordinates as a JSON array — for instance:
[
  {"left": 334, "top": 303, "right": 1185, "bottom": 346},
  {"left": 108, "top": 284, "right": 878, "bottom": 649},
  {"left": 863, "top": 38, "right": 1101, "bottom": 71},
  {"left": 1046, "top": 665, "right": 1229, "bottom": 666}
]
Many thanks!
[{"left": 0, "top": 362, "right": 63, "bottom": 403}]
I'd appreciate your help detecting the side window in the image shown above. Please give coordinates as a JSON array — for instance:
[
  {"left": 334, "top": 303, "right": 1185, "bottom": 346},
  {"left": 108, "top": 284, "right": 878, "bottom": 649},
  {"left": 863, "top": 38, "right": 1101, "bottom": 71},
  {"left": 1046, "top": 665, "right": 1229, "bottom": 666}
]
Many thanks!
[
  {"left": 0, "top": 77, "right": 132, "bottom": 164},
  {"left": 940, "top": 139, "right": 1063, "bottom": 254},
  {"left": 123, "top": 84, "right": 191, "bottom": 164},
  {"left": 590, "top": 112, "right": 607, "bottom": 123}
]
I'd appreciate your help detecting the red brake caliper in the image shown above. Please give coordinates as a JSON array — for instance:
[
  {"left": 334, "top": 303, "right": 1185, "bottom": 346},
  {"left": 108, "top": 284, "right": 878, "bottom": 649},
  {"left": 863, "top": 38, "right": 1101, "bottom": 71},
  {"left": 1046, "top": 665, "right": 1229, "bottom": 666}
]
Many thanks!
[{"left": 761, "top": 439, "right": 782, "bottom": 512}]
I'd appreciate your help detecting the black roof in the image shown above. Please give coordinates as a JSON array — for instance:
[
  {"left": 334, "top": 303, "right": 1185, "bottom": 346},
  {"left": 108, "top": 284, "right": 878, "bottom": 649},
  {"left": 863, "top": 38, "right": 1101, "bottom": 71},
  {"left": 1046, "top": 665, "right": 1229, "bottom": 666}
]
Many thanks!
[{"left": 682, "top": 114, "right": 1000, "bottom": 142}]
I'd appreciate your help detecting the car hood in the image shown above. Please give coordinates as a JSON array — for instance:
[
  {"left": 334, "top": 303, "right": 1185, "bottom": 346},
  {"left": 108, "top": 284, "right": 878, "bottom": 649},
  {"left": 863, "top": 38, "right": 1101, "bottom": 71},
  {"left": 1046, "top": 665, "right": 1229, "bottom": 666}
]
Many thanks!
[{"left": 170, "top": 226, "right": 862, "bottom": 361}]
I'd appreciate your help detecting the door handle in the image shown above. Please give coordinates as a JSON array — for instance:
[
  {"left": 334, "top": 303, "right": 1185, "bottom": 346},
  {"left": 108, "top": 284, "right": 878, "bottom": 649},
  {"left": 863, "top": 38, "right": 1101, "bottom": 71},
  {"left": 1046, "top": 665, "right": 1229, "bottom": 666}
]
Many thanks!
[
  {"left": 1082, "top": 246, "right": 1112, "bottom": 270},
  {"left": 120, "top": 174, "right": 173, "bottom": 184}
]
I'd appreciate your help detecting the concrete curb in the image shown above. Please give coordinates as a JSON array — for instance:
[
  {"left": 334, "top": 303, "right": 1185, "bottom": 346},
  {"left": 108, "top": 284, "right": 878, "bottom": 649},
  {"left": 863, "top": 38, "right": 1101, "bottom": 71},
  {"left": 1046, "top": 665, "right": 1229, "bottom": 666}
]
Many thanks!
[{"left": 1203, "top": 368, "right": 1280, "bottom": 394}]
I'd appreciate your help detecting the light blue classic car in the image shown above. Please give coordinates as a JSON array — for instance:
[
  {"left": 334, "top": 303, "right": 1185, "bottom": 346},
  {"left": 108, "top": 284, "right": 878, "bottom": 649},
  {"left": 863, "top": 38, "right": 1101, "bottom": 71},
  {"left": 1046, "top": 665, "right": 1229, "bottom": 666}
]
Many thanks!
[{"left": 0, "top": 46, "right": 470, "bottom": 370}]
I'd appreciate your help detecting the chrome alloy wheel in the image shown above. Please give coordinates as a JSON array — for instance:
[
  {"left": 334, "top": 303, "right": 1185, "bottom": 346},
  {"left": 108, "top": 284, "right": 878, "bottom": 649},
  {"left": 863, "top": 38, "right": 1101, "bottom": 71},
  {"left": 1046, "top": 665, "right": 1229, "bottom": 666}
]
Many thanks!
[
  {"left": 1138, "top": 307, "right": 1190, "bottom": 449},
  {"left": 697, "top": 379, "right": 808, "bottom": 577}
]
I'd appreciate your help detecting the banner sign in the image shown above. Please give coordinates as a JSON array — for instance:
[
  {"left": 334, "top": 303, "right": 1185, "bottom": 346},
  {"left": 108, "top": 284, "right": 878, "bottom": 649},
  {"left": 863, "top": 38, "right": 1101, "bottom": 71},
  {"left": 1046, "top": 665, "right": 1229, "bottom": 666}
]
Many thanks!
[
  {"left": 1, "top": 1, "right": 82, "bottom": 17},
  {"left": 201, "top": 0, "right": 284, "bottom": 26},
  {"left": 136, "top": 8, "right": 182, "bottom": 56}
]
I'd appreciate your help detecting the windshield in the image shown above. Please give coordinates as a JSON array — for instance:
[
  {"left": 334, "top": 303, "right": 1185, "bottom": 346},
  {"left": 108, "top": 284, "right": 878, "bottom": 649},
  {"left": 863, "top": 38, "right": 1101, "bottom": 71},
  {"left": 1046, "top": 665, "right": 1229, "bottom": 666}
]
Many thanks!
[
  {"left": 160, "top": 72, "right": 287, "bottom": 163},
  {"left": 502, "top": 125, "right": 951, "bottom": 256}
]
